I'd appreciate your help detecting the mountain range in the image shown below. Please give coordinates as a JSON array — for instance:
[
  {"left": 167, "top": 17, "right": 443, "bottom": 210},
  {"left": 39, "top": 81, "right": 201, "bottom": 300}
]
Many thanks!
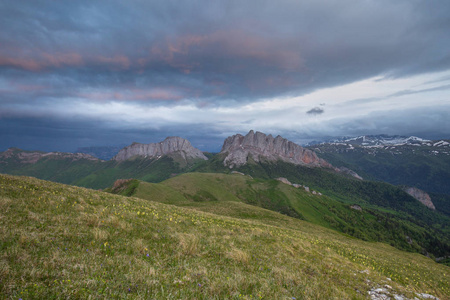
[
  {"left": 308, "top": 135, "right": 450, "bottom": 216},
  {"left": 2, "top": 130, "right": 450, "bottom": 298},
  {"left": 308, "top": 134, "right": 449, "bottom": 147},
  {"left": 0, "top": 131, "right": 352, "bottom": 188},
  {"left": 1, "top": 130, "right": 449, "bottom": 262}
]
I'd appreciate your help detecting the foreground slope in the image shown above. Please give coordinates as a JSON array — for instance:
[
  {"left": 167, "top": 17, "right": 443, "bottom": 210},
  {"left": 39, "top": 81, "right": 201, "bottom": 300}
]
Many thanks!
[{"left": 1, "top": 174, "right": 449, "bottom": 299}]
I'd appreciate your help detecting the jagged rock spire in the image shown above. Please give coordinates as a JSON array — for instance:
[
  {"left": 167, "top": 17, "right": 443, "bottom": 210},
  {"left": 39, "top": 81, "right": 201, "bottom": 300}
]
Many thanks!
[
  {"left": 113, "top": 136, "right": 207, "bottom": 161},
  {"left": 220, "top": 130, "right": 333, "bottom": 169}
]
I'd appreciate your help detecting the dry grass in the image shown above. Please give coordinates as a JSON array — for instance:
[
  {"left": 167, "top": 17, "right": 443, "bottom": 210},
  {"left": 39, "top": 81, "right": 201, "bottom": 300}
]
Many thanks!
[
  {"left": 92, "top": 227, "right": 109, "bottom": 240},
  {"left": 177, "top": 233, "right": 200, "bottom": 256},
  {"left": 133, "top": 238, "right": 148, "bottom": 254},
  {"left": 226, "top": 247, "right": 250, "bottom": 264}
]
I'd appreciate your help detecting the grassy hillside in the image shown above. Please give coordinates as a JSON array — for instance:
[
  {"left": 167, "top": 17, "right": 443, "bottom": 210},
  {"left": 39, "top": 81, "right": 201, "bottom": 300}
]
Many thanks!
[
  {"left": 1, "top": 174, "right": 449, "bottom": 299},
  {"left": 0, "top": 153, "right": 202, "bottom": 189},
  {"left": 310, "top": 143, "right": 450, "bottom": 197},
  {"left": 115, "top": 173, "right": 450, "bottom": 259},
  {"left": 74, "top": 156, "right": 185, "bottom": 189},
  {"left": 194, "top": 157, "right": 450, "bottom": 227},
  {"left": 0, "top": 155, "right": 105, "bottom": 185}
]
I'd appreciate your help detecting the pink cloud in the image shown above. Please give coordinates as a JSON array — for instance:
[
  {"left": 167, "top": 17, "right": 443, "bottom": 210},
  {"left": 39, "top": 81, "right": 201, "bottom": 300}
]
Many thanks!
[
  {"left": 79, "top": 88, "right": 184, "bottom": 102},
  {"left": 41, "top": 52, "right": 84, "bottom": 67},
  {"left": 0, "top": 50, "right": 132, "bottom": 71},
  {"left": 145, "top": 30, "right": 303, "bottom": 73},
  {"left": 0, "top": 56, "right": 42, "bottom": 71}
]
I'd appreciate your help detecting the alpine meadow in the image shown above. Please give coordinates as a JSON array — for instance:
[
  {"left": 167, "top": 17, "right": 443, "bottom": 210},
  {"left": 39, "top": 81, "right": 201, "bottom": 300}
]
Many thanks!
[{"left": 1, "top": 1, "right": 450, "bottom": 299}]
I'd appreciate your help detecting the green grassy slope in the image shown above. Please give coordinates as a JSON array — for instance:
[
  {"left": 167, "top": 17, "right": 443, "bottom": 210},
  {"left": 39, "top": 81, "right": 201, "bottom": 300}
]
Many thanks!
[
  {"left": 194, "top": 157, "right": 450, "bottom": 228},
  {"left": 1, "top": 174, "right": 449, "bottom": 299},
  {"left": 74, "top": 156, "right": 185, "bottom": 189},
  {"left": 118, "top": 173, "right": 450, "bottom": 258},
  {"left": 0, "top": 153, "right": 201, "bottom": 189},
  {"left": 0, "top": 156, "right": 105, "bottom": 184},
  {"left": 310, "top": 144, "right": 450, "bottom": 196}
]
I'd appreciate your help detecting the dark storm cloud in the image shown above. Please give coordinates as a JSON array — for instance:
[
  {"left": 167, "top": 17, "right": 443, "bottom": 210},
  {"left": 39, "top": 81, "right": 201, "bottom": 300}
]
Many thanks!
[
  {"left": 1, "top": 0, "right": 450, "bottom": 105},
  {"left": 1, "top": 0, "right": 450, "bottom": 151},
  {"left": 306, "top": 107, "right": 324, "bottom": 115},
  {"left": 0, "top": 115, "right": 225, "bottom": 153}
]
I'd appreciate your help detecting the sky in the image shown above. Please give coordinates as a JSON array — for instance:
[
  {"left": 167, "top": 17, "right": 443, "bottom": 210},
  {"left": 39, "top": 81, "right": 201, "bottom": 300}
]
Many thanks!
[{"left": 1, "top": 0, "right": 450, "bottom": 153}]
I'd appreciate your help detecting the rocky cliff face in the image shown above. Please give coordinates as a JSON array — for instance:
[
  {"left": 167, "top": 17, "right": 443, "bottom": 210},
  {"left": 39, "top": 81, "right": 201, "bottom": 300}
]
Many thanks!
[
  {"left": 0, "top": 148, "right": 99, "bottom": 164},
  {"left": 338, "top": 167, "right": 363, "bottom": 180},
  {"left": 220, "top": 130, "right": 334, "bottom": 169},
  {"left": 402, "top": 187, "right": 436, "bottom": 210},
  {"left": 113, "top": 137, "right": 207, "bottom": 162}
]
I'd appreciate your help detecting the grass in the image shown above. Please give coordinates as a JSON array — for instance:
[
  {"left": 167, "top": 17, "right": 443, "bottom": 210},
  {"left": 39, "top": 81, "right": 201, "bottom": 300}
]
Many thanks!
[
  {"left": 127, "top": 172, "right": 450, "bottom": 258},
  {"left": 1, "top": 173, "right": 448, "bottom": 299},
  {"left": 0, "top": 150, "right": 192, "bottom": 190}
]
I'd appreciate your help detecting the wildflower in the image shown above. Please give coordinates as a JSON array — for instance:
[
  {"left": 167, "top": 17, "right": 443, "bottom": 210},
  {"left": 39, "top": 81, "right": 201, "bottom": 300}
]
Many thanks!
[{"left": 146, "top": 253, "right": 149, "bottom": 257}]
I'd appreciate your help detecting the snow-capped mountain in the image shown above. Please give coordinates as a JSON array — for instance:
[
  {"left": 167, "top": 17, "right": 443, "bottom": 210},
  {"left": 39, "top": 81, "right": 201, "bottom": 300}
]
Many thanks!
[
  {"left": 330, "top": 135, "right": 433, "bottom": 147},
  {"left": 307, "top": 135, "right": 450, "bottom": 197},
  {"left": 313, "top": 134, "right": 449, "bottom": 149}
]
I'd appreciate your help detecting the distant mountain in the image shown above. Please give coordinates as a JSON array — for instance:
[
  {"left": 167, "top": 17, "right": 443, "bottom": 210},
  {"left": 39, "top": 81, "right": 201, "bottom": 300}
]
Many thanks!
[
  {"left": 221, "top": 130, "right": 333, "bottom": 169},
  {"left": 331, "top": 134, "right": 434, "bottom": 147},
  {"left": 0, "top": 147, "right": 103, "bottom": 185},
  {"left": 75, "top": 145, "right": 124, "bottom": 160},
  {"left": 313, "top": 134, "right": 450, "bottom": 149},
  {"left": 0, "top": 147, "right": 99, "bottom": 163},
  {"left": 217, "top": 130, "right": 366, "bottom": 182},
  {"left": 0, "top": 137, "right": 208, "bottom": 189},
  {"left": 113, "top": 136, "right": 207, "bottom": 166},
  {"left": 308, "top": 135, "right": 450, "bottom": 215}
]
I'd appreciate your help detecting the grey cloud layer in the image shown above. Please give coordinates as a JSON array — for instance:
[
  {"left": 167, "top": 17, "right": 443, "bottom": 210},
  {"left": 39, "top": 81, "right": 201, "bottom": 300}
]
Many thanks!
[
  {"left": 1, "top": 0, "right": 449, "bottom": 151},
  {"left": 1, "top": 0, "right": 449, "bottom": 103}
]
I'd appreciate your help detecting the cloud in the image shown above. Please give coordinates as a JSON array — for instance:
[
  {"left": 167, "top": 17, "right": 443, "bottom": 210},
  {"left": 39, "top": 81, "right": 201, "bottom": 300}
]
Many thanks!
[
  {"left": 306, "top": 107, "right": 324, "bottom": 115},
  {"left": 388, "top": 84, "right": 450, "bottom": 98},
  {"left": 0, "top": 1, "right": 450, "bottom": 151},
  {"left": 1, "top": 0, "right": 449, "bottom": 104},
  {"left": 326, "top": 106, "right": 450, "bottom": 140}
]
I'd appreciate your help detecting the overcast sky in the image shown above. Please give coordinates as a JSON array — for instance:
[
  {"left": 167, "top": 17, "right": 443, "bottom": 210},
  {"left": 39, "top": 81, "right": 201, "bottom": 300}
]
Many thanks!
[{"left": 1, "top": 0, "right": 449, "bottom": 152}]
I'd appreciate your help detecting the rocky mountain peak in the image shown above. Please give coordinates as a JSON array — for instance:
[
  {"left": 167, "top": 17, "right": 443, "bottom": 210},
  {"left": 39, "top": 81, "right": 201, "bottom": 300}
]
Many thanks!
[
  {"left": 113, "top": 136, "right": 207, "bottom": 162},
  {"left": 220, "top": 130, "right": 334, "bottom": 169}
]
